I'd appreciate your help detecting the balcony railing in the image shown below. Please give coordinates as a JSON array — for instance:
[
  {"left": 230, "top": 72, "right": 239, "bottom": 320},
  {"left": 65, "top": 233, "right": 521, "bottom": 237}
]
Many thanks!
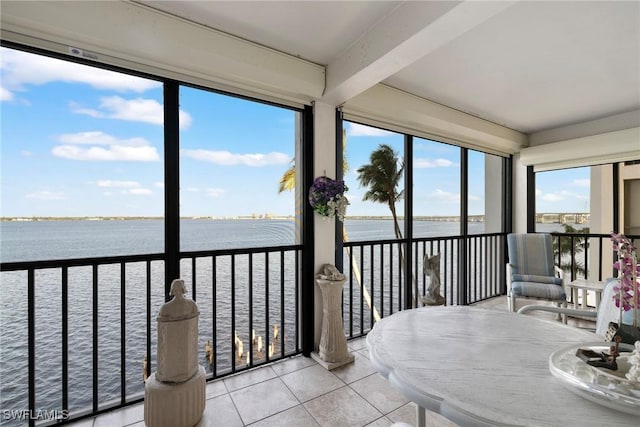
[
  {"left": 550, "top": 232, "right": 640, "bottom": 304},
  {"left": 1, "top": 231, "right": 635, "bottom": 425},
  {"left": 0, "top": 245, "right": 301, "bottom": 427},
  {"left": 342, "top": 233, "right": 507, "bottom": 338}
]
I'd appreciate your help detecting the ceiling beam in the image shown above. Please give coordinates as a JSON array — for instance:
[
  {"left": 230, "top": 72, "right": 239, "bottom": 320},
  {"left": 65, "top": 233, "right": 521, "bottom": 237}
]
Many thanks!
[
  {"left": 0, "top": 1, "right": 325, "bottom": 105},
  {"left": 321, "top": 0, "right": 518, "bottom": 106}
]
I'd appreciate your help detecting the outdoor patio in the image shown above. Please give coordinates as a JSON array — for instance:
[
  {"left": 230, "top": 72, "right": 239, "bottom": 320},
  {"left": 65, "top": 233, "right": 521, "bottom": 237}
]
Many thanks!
[{"left": 65, "top": 296, "right": 595, "bottom": 427}]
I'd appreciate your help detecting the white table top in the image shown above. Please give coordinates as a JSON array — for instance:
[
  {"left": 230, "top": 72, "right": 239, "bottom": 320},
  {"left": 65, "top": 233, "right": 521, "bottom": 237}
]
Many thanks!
[
  {"left": 566, "top": 279, "right": 605, "bottom": 290},
  {"left": 367, "top": 306, "right": 638, "bottom": 427}
]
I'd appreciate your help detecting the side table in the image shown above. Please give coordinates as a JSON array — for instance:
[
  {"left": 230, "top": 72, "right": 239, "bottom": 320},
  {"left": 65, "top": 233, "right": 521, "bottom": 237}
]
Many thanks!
[
  {"left": 311, "top": 278, "right": 354, "bottom": 370},
  {"left": 567, "top": 279, "right": 604, "bottom": 311}
]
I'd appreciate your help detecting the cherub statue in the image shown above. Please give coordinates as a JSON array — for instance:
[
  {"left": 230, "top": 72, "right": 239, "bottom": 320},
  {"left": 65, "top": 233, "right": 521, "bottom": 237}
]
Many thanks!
[
  {"left": 316, "top": 264, "right": 345, "bottom": 281},
  {"left": 422, "top": 253, "right": 444, "bottom": 306}
]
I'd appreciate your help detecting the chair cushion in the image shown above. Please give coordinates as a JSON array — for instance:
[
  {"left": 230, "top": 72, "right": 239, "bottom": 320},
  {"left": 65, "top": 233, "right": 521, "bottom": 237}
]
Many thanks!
[
  {"left": 507, "top": 233, "right": 556, "bottom": 277},
  {"left": 511, "top": 281, "right": 567, "bottom": 300},
  {"left": 512, "top": 274, "right": 562, "bottom": 285}
]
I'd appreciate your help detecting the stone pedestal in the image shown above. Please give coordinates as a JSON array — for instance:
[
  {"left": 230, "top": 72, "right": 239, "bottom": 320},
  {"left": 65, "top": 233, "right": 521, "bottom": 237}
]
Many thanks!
[
  {"left": 311, "top": 278, "right": 354, "bottom": 370},
  {"left": 144, "top": 367, "right": 206, "bottom": 427}
]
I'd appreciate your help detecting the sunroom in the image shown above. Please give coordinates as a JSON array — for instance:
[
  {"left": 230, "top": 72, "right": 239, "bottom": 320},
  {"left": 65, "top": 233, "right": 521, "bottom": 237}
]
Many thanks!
[{"left": 1, "top": 1, "right": 639, "bottom": 426}]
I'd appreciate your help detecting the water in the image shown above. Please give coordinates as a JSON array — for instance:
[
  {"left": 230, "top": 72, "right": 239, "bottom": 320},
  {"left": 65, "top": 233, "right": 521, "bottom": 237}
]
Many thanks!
[{"left": 0, "top": 218, "right": 567, "bottom": 425}]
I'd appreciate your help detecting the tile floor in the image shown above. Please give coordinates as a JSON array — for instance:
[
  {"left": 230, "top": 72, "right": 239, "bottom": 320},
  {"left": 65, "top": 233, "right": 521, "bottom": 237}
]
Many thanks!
[
  {"left": 67, "top": 296, "right": 595, "bottom": 427},
  {"left": 68, "top": 336, "right": 456, "bottom": 427}
]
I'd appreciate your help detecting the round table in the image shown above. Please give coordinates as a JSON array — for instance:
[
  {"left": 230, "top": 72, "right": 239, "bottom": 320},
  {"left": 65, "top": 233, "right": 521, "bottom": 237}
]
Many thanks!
[{"left": 367, "top": 306, "right": 638, "bottom": 427}]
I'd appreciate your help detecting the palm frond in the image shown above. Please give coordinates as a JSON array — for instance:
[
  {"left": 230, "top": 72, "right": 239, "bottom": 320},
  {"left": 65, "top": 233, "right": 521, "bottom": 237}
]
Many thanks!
[{"left": 278, "top": 162, "right": 296, "bottom": 193}]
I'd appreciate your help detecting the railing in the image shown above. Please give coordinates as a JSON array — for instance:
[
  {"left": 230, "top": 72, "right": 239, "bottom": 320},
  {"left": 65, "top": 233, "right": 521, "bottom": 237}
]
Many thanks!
[
  {"left": 0, "top": 244, "right": 302, "bottom": 427},
  {"left": 341, "top": 233, "right": 507, "bottom": 338},
  {"left": 3, "top": 231, "right": 634, "bottom": 425},
  {"left": 550, "top": 231, "right": 640, "bottom": 283}
]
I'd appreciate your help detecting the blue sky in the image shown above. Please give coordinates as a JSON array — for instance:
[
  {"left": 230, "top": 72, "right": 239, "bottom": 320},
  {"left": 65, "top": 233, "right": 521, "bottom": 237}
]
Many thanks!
[{"left": 0, "top": 47, "right": 590, "bottom": 218}]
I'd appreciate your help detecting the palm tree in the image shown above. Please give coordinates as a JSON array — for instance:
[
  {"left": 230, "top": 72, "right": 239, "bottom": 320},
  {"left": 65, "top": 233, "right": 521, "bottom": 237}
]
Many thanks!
[
  {"left": 356, "top": 144, "right": 405, "bottom": 240},
  {"left": 554, "top": 224, "right": 590, "bottom": 278},
  {"left": 279, "top": 129, "right": 348, "bottom": 193},
  {"left": 357, "top": 144, "right": 417, "bottom": 308},
  {"left": 278, "top": 129, "right": 381, "bottom": 321}
]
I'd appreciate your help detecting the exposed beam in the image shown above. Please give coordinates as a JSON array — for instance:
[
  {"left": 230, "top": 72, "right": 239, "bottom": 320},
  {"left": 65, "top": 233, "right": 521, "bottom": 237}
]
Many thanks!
[
  {"left": 343, "top": 84, "right": 526, "bottom": 156},
  {"left": 520, "top": 127, "right": 640, "bottom": 171},
  {"left": 0, "top": 1, "right": 324, "bottom": 105},
  {"left": 322, "top": 0, "right": 518, "bottom": 106}
]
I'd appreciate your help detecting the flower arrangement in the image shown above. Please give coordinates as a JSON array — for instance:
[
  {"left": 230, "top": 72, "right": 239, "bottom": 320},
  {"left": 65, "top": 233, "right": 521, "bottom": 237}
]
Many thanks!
[
  {"left": 308, "top": 176, "right": 349, "bottom": 221},
  {"left": 611, "top": 232, "right": 640, "bottom": 328}
]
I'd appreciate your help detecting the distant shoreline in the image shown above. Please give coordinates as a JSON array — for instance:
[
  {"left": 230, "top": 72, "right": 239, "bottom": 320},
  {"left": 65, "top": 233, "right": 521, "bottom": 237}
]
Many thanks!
[
  {"left": 0, "top": 213, "right": 589, "bottom": 223},
  {"left": 0, "top": 215, "right": 450, "bottom": 221}
]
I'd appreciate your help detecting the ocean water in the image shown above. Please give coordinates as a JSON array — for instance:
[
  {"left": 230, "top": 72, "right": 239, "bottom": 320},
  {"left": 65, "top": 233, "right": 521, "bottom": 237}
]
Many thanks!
[
  {"left": 0, "top": 218, "right": 493, "bottom": 263},
  {"left": 0, "top": 218, "right": 566, "bottom": 425}
]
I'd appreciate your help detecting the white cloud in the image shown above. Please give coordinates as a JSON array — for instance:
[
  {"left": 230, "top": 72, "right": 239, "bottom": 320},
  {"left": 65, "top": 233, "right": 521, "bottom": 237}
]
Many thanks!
[
  {"left": 53, "top": 131, "right": 160, "bottom": 161},
  {"left": 58, "top": 131, "right": 149, "bottom": 146},
  {"left": 154, "top": 182, "right": 164, "bottom": 188},
  {"left": 20, "top": 150, "right": 33, "bottom": 157},
  {"left": 186, "top": 187, "right": 200, "bottom": 192},
  {"left": 347, "top": 123, "right": 393, "bottom": 137},
  {"left": 71, "top": 96, "right": 192, "bottom": 129},
  {"left": 1, "top": 47, "right": 159, "bottom": 93},
  {"left": 53, "top": 145, "right": 159, "bottom": 161},
  {"left": 96, "top": 180, "right": 141, "bottom": 188},
  {"left": 206, "top": 188, "right": 225, "bottom": 197},
  {"left": 426, "top": 189, "right": 460, "bottom": 203},
  {"left": 540, "top": 192, "right": 565, "bottom": 202},
  {"left": 0, "top": 86, "right": 13, "bottom": 101},
  {"left": 181, "top": 149, "right": 290, "bottom": 166},
  {"left": 414, "top": 158, "right": 454, "bottom": 168},
  {"left": 25, "top": 190, "right": 66, "bottom": 200}
]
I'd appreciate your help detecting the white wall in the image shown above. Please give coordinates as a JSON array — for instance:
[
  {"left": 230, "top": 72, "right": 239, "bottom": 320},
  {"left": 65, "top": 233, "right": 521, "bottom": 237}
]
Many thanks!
[
  {"left": 511, "top": 153, "right": 529, "bottom": 233},
  {"left": 485, "top": 155, "right": 503, "bottom": 233},
  {"left": 621, "top": 163, "right": 640, "bottom": 235}
]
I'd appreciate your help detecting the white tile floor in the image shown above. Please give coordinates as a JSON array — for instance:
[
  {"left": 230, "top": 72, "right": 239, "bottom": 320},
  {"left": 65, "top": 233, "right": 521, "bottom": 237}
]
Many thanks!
[
  {"left": 67, "top": 296, "right": 595, "bottom": 427},
  {"left": 67, "top": 336, "right": 456, "bottom": 427}
]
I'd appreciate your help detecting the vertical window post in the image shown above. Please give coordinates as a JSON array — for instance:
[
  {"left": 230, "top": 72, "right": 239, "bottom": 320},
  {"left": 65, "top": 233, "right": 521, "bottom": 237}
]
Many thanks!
[
  {"left": 164, "top": 81, "right": 180, "bottom": 300},
  {"left": 459, "top": 148, "right": 469, "bottom": 305},
  {"left": 404, "top": 135, "right": 414, "bottom": 309},
  {"left": 301, "top": 104, "right": 315, "bottom": 356},
  {"left": 335, "top": 109, "right": 344, "bottom": 271},
  {"left": 526, "top": 166, "right": 535, "bottom": 233}
]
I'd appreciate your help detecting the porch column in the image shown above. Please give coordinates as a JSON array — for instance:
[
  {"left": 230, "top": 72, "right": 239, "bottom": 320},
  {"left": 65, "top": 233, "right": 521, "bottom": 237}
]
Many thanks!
[
  {"left": 511, "top": 153, "right": 529, "bottom": 233},
  {"left": 313, "top": 101, "right": 338, "bottom": 349}
]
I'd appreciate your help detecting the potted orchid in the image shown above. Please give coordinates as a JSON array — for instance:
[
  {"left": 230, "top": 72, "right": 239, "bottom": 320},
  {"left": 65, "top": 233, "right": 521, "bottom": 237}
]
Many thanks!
[
  {"left": 308, "top": 176, "right": 349, "bottom": 221},
  {"left": 610, "top": 232, "right": 640, "bottom": 343}
]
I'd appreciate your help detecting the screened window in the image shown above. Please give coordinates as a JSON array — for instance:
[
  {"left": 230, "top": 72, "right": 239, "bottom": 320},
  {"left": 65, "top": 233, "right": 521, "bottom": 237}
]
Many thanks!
[
  {"left": 178, "top": 86, "right": 300, "bottom": 251},
  {"left": 0, "top": 46, "right": 164, "bottom": 261}
]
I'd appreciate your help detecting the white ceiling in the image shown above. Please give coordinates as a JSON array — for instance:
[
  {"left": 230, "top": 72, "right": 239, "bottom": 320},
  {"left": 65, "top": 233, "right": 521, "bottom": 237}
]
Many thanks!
[{"left": 139, "top": 0, "right": 639, "bottom": 135}]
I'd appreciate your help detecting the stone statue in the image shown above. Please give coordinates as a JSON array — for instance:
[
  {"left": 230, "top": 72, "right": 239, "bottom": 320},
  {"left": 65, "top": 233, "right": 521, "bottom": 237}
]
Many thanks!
[
  {"left": 316, "top": 264, "right": 345, "bottom": 281},
  {"left": 145, "top": 279, "right": 206, "bottom": 427},
  {"left": 157, "top": 279, "right": 199, "bottom": 323},
  {"left": 422, "top": 253, "right": 445, "bottom": 306}
]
